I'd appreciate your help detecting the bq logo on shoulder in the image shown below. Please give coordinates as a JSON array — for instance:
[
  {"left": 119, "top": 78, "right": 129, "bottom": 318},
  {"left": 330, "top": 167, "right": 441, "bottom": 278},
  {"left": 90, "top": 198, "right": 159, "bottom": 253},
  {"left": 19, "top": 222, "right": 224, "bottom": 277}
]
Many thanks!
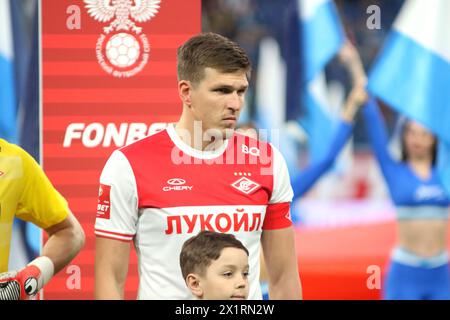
[{"left": 84, "top": 0, "right": 161, "bottom": 78}]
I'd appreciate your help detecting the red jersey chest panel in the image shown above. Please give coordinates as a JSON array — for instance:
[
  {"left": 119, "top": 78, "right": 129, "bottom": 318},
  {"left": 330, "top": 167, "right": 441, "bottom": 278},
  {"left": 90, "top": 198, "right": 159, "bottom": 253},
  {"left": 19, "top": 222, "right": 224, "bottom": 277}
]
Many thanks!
[{"left": 120, "top": 131, "right": 274, "bottom": 209}]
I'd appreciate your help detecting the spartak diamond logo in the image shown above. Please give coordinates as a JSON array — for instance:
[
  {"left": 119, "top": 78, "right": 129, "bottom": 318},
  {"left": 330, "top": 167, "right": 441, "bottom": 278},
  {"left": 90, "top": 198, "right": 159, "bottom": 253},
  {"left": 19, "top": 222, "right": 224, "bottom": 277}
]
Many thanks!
[
  {"left": 84, "top": 0, "right": 161, "bottom": 78},
  {"left": 231, "top": 177, "right": 260, "bottom": 195}
]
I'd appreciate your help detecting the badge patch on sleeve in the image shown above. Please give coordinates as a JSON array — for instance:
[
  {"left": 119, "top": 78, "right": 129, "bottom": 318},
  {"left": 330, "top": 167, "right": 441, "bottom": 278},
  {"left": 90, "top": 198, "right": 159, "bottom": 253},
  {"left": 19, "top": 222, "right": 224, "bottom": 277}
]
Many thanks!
[{"left": 97, "top": 184, "right": 111, "bottom": 219}]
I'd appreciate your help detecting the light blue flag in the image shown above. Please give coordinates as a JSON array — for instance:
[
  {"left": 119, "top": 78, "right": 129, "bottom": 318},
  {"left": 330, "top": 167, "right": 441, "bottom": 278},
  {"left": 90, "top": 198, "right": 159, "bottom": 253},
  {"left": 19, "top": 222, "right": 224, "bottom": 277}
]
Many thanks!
[
  {"left": 254, "top": 37, "right": 299, "bottom": 172},
  {"left": 367, "top": 0, "right": 450, "bottom": 195},
  {"left": 0, "top": 0, "right": 17, "bottom": 142},
  {"left": 298, "top": 0, "right": 344, "bottom": 162}
]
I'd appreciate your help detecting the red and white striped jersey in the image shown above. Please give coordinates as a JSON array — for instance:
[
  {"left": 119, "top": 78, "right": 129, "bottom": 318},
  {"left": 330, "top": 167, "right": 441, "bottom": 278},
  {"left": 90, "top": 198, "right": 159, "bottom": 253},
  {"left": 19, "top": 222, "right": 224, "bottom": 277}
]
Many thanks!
[{"left": 95, "top": 124, "right": 293, "bottom": 300}]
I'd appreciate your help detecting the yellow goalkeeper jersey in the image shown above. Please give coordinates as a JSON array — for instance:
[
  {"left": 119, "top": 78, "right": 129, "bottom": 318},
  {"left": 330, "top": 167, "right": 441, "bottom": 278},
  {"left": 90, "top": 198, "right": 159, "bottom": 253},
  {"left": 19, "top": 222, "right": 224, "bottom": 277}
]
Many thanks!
[{"left": 0, "top": 139, "right": 69, "bottom": 272}]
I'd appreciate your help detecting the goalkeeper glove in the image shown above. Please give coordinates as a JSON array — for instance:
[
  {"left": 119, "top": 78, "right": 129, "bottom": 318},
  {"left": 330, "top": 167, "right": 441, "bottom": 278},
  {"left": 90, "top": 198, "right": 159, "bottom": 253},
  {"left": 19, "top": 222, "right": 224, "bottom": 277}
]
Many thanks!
[{"left": 0, "top": 256, "right": 54, "bottom": 300}]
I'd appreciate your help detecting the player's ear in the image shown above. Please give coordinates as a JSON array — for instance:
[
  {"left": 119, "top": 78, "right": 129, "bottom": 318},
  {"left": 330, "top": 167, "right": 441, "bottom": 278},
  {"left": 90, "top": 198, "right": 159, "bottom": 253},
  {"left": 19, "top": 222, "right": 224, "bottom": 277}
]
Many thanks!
[
  {"left": 178, "top": 80, "right": 192, "bottom": 107},
  {"left": 186, "top": 273, "right": 203, "bottom": 298}
]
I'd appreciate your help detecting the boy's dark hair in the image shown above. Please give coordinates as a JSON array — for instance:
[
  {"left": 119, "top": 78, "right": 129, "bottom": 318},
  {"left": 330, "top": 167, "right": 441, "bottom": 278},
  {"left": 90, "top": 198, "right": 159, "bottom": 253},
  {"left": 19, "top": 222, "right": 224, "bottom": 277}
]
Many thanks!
[
  {"left": 177, "top": 32, "right": 251, "bottom": 85},
  {"left": 180, "top": 230, "right": 249, "bottom": 280}
]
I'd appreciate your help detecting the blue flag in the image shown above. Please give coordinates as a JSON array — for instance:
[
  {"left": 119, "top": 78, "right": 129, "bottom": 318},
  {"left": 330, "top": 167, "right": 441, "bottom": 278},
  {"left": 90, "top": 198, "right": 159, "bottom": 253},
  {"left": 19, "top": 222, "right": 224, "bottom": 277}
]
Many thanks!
[
  {"left": 298, "top": 0, "right": 344, "bottom": 162},
  {"left": 0, "top": 0, "right": 17, "bottom": 142},
  {"left": 18, "top": 0, "right": 40, "bottom": 162},
  {"left": 368, "top": 0, "right": 450, "bottom": 195}
]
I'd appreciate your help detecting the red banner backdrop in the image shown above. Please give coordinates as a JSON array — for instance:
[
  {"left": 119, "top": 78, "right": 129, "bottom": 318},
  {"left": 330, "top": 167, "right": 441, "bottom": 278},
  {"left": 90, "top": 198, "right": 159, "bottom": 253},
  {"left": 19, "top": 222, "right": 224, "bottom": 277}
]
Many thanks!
[{"left": 41, "top": 0, "right": 201, "bottom": 299}]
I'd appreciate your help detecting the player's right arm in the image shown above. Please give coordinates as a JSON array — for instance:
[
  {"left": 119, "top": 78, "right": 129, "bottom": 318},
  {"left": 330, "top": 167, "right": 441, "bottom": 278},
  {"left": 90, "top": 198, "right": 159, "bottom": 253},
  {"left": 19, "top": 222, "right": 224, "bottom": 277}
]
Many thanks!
[
  {"left": 95, "top": 238, "right": 131, "bottom": 299},
  {"left": 94, "top": 150, "right": 138, "bottom": 300}
]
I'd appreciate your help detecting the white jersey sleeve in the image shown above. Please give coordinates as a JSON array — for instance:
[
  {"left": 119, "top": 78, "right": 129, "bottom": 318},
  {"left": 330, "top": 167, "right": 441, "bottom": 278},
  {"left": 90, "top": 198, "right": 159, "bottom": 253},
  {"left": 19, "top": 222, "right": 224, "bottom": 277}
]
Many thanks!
[
  {"left": 94, "top": 150, "right": 138, "bottom": 242},
  {"left": 269, "top": 144, "right": 294, "bottom": 204},
  {"left": 263, "top": 144, "right": 294, "bottom": 230}
]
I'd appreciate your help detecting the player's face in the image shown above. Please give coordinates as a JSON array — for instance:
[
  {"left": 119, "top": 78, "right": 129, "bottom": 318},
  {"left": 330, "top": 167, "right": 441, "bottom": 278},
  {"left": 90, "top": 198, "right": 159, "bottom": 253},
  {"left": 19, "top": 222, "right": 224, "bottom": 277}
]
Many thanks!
[
  {"left": 190, "top": 68, "right": 248, "bottom": 139},
  {"left": 199, "top": 247, "right": 249, "bottom": 300},
  {"left": 403, "top": 121, "right": 436, "bottom": 160}
]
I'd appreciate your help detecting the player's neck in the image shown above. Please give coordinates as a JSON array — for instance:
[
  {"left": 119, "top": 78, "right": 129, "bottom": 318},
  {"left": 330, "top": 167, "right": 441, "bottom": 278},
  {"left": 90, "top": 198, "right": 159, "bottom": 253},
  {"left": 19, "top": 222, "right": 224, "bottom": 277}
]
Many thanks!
[{"left": 174, "top": 119, "right": 227, "bottom": 152}]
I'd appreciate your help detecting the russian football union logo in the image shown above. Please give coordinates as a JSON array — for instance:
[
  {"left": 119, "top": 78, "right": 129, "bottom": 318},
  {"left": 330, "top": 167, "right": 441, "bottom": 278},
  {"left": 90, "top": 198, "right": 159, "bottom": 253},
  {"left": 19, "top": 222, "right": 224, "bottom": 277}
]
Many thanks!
[{"left": 84, "top": 0, "right": 161, "bottom": 78}]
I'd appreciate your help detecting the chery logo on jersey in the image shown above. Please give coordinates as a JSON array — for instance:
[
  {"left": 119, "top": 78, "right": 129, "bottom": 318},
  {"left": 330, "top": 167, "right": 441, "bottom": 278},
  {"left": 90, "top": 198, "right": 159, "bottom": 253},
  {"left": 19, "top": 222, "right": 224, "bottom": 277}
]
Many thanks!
[
  {"left": 84, "top": 0, "right": 161, "bottom": 78},
  {"left": 167, "top": 178, "right": 186, "bottom": 185},
  {"left": 163, "top": 178, "right": 193, "bottom": 192},
  {"left": 231, "top": 177, "right": 260, "bottom": 195},
  {"left": 97, "top": 184, "right": 111, "bottom": 219}
]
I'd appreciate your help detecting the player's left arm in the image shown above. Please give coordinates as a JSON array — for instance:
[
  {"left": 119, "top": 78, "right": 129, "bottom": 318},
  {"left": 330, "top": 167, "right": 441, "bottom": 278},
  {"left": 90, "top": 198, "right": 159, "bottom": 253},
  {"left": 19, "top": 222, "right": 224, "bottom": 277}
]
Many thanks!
[
  {"left": 261, "top": 226, "right": 302, "bottom": 299},
  {"left": 261, "top": 145, "right": 302, "bottom": 299}
]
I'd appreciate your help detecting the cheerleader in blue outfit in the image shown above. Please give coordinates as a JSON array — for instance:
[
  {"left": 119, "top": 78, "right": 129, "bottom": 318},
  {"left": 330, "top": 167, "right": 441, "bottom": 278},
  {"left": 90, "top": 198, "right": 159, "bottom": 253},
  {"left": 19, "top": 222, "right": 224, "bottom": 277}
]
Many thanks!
[{"left": 362, "top": 97, "right": 450, "bottom": 300}]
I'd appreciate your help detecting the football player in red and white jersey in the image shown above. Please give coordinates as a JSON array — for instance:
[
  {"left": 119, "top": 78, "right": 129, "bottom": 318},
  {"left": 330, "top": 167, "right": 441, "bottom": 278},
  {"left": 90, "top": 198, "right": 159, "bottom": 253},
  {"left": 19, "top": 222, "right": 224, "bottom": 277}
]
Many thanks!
[{"left": 94, "top": 32, "right": 302, "bottom": 300}]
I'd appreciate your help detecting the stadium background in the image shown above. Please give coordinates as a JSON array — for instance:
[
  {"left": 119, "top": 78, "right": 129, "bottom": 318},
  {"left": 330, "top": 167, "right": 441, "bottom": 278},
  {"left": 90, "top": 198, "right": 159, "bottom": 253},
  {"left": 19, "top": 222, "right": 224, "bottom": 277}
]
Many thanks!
[{"left": 2, "top": 0, "right": 449, "bottom": 299}]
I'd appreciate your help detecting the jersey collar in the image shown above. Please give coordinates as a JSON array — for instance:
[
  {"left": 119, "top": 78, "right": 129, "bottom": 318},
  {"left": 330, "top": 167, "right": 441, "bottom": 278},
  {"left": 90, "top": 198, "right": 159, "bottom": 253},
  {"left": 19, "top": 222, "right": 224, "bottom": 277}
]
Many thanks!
[{"left": 166, "top": 123, "right": 230, "bottom": 160}]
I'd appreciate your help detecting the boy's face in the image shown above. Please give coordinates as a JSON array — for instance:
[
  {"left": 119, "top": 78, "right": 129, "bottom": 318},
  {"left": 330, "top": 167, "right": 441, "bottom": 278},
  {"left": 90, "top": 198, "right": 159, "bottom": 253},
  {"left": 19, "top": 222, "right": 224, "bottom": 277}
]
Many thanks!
[{"left": 194, "top": 247, "right": 249, "bottom": 300}]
